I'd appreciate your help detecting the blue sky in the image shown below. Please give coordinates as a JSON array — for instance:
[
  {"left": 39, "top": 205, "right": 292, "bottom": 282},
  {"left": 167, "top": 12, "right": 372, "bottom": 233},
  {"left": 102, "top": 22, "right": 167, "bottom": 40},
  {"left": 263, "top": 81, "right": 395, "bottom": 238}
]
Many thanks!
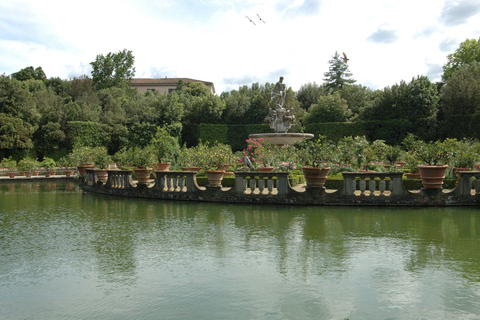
[{"left": 1, "top": 0, "right": 479, "bottom": 94}]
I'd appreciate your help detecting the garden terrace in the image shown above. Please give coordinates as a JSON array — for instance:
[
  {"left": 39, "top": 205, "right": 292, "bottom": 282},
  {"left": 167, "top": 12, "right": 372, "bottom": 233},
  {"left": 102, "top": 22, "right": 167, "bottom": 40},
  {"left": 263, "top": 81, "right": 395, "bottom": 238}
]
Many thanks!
[{"left": 81, "top": 169, "right": 480, "bottom": 206}]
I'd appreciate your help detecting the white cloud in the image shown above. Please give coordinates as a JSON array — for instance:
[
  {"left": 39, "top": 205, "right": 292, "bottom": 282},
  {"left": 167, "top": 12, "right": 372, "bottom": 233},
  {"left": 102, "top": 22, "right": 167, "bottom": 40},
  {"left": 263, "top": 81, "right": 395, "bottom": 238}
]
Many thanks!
[{"left": 1, "top": 0, "right": 479, "bottom": 93}]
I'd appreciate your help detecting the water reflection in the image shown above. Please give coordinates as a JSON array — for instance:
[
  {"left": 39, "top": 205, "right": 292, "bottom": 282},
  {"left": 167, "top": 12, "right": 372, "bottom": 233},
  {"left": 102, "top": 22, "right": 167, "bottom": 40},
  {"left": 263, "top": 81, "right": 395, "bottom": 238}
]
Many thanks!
[{"left": 1, "top": 182, "right": 479, "bottom": 319}]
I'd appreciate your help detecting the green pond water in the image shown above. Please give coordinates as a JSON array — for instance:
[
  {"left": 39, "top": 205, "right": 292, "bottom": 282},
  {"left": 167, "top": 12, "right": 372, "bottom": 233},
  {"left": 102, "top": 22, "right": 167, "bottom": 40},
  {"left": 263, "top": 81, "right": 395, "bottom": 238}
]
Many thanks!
[{"left": 1, "top": 181, "right": 480, "bottom": 320}]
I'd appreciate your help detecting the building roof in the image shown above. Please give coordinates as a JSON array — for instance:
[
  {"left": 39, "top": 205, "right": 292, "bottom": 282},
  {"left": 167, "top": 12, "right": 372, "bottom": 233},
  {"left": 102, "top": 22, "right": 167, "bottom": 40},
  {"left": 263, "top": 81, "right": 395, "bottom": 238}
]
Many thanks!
[{"left": 130, "top": 77, "right": 215, "bottom": 94}]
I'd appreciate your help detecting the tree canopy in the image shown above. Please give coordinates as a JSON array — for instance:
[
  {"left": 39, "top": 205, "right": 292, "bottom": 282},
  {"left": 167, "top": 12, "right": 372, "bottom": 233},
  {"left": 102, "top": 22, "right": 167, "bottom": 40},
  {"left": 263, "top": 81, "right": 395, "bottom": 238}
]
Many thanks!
[
  {"left": 442, "top": 37, "right": 480, "bottom": 82},
  {"left": 90, "top": 49, "right": 136, "bottom": 90},
  {"left": 323, "top": 51, "right": 356, "bottom": 92}
]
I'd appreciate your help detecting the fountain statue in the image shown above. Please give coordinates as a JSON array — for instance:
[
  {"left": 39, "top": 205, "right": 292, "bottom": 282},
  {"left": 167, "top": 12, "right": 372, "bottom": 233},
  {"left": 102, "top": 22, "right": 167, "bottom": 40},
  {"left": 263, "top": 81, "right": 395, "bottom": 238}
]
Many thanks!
[{"left": 249, "top": 76, "right": 313, "bottom": 145}]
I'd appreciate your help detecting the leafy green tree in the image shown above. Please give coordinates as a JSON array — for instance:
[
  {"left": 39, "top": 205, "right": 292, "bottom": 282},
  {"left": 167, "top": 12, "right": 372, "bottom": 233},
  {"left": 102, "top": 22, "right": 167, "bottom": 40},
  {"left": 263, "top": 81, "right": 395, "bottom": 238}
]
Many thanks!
[
  {"left": 442, "top": 37, "right": 480, "bottom": 82},
  {"left": 338, "top": 84, "right": 375, "bottom": 119},
  {"left": 11, "top": 66, "right": 46, "bottom": 81},
  {"left": 0, "top": 114, "right": 34, "bottom": 150},
  {"left": 439, "top": 62, "right": 480, "bottom": 117},
  {"left": 304, "top": 92, "right": 351, "bottom": 123},
  {"left": 90, "top": 49, "right": 136, "bottom": 90},
  {"left": 295, "top": 82, "right": 326, "bottom": 110},
  {"left": 323, "top": 51, "right": 356, "bottom": 92},
  {"left": 221, "top": 86, "right": 252, "bottom": 124},
  {"left": 0, "top": 75, "right": 40, "bottom": 128},
  {"left": 360, "top": 76, "right": 438, "bottom": 123}
]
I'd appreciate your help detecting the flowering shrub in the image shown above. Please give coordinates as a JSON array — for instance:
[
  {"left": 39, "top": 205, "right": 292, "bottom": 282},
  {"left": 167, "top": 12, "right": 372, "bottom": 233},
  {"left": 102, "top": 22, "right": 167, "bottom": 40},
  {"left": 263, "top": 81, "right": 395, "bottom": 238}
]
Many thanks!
[{"left": 274, "top": 161, "right": 297, "bottom": 172}]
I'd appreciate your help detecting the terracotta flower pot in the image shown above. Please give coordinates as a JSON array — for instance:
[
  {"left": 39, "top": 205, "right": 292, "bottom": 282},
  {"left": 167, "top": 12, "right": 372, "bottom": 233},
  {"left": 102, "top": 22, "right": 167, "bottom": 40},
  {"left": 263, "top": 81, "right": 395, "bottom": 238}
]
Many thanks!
[
  {"left": 64, "top": 170, "right": 74, "bottom": 177},
  {"left": 134, "top": 168, "right": 151, "bottom": 185},
  {"left": 77, "top": 164, "right": 94, "bottom": 178},
  {"left": 257, "top": 166, "right": 274, "bottom": 172},
  {"left": 302, "top": 166, "right": 330, "bottom": 187},
  {"left": 405, "top": 173, "right": 421, "bottom": 179},
  {"left": 7, "top": 172, "right": 16, "bottom": 178},
  {"left": 417, "top": 165, "right": 448, "bottom": 189},
  {"left": 154, "top": 162, "right": 171, "bottom": 171},
  {"left": 206, "top": 170, "right": 225, "bottom": 187},
  {"left": 25, "top": 172, "right": 33, "bottom": 178}
]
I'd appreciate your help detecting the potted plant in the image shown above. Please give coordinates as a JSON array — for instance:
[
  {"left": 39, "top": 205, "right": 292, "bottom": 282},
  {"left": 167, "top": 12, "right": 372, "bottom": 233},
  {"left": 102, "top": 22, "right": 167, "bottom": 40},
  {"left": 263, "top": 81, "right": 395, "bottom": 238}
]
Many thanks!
[
  {"left": 404, "top": 152, "right": 421, "bottom": 179},
  {"left": 384, "top": 145, "right": 404, "bottom": 170},
  {"left": 18, "top": 158, "right": 39, "bottom": 177},
  {"left": 449, "top": 138, "right": 476, "bottom": 173},
  {"left": 198, "top": 142, "right": 234, "bottom": 187},
  {"left": 412, "top": 139, "right": 451, "bottom": 189},
  {"left": 92, "top": 147, "right": 113, "bottom": 183},
  {"left": 178, "top": 144, "right": 202, "bottom": 172},
  {"left": 296, "top": 136, "right": 336, "bottom": 187},
  {"left": 1, "top": 157, "right": 17, "bottom": 178},
  {"left": 41, "top": 157, "right": 56, "bottom": 177},
  {"left": 57, "top": 157, "right": 75, "bottom": 177},
  {"left": 151, "top": 127, "right": 180, "bottom": 171},
  {"left": 127, "top": 146, "right": 156, "bottom": 185},
  {"left": 69, "top": 146, "right": 95, "bottom": 178}
]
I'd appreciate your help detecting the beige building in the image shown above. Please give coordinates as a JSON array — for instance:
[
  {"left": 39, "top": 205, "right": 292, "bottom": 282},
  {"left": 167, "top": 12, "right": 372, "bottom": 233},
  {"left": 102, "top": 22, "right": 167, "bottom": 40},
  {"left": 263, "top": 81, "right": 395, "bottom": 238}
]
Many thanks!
[{"left": 130, "top": 77, "right": 215, "bottom": 94}]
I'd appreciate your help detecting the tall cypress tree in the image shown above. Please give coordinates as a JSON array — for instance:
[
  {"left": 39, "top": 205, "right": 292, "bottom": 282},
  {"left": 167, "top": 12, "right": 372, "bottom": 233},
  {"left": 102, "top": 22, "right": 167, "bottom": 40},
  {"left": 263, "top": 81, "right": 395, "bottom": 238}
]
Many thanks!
[{"left": 323, "top": 51, "right": 356, "bottom": 92}]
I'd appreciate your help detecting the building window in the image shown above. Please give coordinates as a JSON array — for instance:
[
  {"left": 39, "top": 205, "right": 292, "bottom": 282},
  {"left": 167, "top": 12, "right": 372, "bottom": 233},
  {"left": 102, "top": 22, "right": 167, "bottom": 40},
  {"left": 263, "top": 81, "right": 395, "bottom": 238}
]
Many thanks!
[{"left": 168, "top": 88, "right": 176, "bottom": 94}]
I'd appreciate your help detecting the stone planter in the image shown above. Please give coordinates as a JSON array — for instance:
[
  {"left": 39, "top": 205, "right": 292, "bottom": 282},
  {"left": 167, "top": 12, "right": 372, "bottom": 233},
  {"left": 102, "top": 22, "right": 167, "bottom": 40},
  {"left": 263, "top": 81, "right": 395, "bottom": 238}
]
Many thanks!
[
  {"left": 95, "top": 169, "right": 109, "bottom": 184},
  {"left": 25, "top": 172, "right": 33, "bottom": 178},
  {"left": 206, "top": 170, "right": 225, "bottom": 187},
  {"left": 133, "top": 168, "right": 151, "bottom": 185},
  {"left": 417, "top": 165, "right": 448, "bottom": 189},
  {"left": 405, "top": 173, "right": 421, "bottom": 179},
  {"left": 154, "top": 162, "right": 171, "bottom": 171},
  {"left": 302, "top": 166, "right": 330, "bottom": 187},
  {"left": 77, "top": 164, "right": 94, "bottom": 178},
  {"left": 453, "top": 167, "right": 471, "bottom": 175}
]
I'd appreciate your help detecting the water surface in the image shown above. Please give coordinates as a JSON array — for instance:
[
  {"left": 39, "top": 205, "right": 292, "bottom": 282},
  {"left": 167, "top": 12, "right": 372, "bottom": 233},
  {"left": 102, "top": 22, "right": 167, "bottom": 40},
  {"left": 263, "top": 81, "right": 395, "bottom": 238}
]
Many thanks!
[{"left": 1, "top": 181, "right": 479, "bottom": 319}]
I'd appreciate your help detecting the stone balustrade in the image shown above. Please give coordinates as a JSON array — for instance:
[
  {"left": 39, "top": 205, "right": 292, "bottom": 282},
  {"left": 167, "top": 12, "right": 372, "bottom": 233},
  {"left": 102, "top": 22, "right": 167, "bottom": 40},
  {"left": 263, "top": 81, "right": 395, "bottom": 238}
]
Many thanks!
[{"left": 82, "top": 169, "right": 480, "bottom": 206}]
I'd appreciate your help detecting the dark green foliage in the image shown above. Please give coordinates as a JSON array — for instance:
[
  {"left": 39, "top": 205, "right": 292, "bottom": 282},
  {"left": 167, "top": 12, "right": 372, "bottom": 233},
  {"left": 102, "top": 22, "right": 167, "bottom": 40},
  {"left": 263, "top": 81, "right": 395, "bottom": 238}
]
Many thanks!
[
  {"left": 323, "top": 51, "right": 356, "bottom": 92},
  {"left": 304, "top": 92, "right": 351, "bottom": 123},
  {"left": 437, "top": 115, "right": 480, "bottom": 140},
  {"left": 295, "top": 82, "right": 325, "bottom": 110},
  {"left": 360, "top": 76, "right": 439, "bottom": 123},
  {"left": 438, "top": 62, "right": 480, "bottom": 123},
  {"left": 442, "top": 37, "right": 480, "bottom": 82},
  {"left": 198, "top": 124, "right": 229, "bottom": 144},
  {"left": 362, "top": 120, "right": 411, "bottom": 145},
  {"left": 11, "top": 66, "right": 46, "bottom": 81},
  {"left": 90, "top": 49, "right": 136, "bottom": 90},
  {"left": 66, "top": 121, "right": 110, "bottom": 148},
  {"left": 127, "top": 122, "right": 158, "bottom": 148},
  {"left": 182, "top": 124, "right": 199, "bottom": 147},
  {"left": 0, "top": 114, "right": 34, "bottom": 149},
  {"left": 305, "top": 122, "right": 368, "bottom": 142}
]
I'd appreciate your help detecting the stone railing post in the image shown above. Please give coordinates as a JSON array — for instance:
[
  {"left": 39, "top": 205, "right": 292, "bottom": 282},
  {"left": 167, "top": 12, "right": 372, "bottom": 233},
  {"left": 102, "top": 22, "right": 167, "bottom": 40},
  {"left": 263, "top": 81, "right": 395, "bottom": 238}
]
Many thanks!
[
  {"left": 389, "top": 172, "right": 407, "bottom": 196},
  {"left": 85, "top": 168, "right": 96, "bottom": 186},
  {"left": 342, "top": 173, "right": 356, "bottom": 196}
]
